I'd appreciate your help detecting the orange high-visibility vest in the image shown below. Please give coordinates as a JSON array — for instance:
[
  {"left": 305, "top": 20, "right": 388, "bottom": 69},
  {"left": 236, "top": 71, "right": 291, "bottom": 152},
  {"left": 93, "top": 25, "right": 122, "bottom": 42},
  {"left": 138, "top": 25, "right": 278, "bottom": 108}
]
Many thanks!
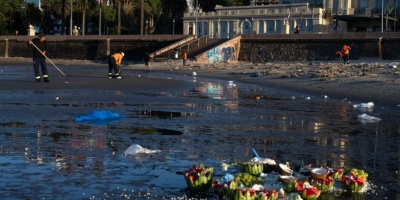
[
  {"left": 342, "top": 45, "right": 351, "bottom": 54},
  {"left": 111, "top": 53, "right": 124, "bottom": 66},
  {"left": 182, "top": 52, "right": 187, "bottom": 60}
]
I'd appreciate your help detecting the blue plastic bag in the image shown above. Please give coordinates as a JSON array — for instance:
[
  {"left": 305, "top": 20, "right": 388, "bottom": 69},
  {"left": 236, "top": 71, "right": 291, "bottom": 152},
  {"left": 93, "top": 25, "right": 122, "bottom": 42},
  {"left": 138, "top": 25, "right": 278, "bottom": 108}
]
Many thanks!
[{"left": 75, "top": 110, "right": 124, "bottom": 123}]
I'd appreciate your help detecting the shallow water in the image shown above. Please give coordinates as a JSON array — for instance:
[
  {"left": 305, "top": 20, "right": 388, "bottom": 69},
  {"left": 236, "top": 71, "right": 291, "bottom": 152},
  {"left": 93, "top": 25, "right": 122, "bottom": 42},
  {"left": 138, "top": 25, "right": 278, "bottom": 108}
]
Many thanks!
[{"left": 0, "top": 67, "right": 399, "bottom": 200}]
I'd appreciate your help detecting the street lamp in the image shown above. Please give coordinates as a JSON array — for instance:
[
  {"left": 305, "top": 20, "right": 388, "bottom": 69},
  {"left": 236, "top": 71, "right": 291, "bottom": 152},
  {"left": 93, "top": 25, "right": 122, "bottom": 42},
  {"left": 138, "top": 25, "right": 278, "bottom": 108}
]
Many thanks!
[
  {"left": 381, "top": 0, "right": 384, "bottom": 32},
  {"left": 70, "top": 0, "right": 73, "bottom": 35},
  {"left": 146, "top": 19, "right": 148, "bottom": 34},
  {"left": 173, "top": 18, "right": 175, "bottom": 35},
  {"left": 195, "top": 0, "right": 198, "bottom": 36},
  {"left": 99, "top": 1, "right": 102, "bottom": 35}
]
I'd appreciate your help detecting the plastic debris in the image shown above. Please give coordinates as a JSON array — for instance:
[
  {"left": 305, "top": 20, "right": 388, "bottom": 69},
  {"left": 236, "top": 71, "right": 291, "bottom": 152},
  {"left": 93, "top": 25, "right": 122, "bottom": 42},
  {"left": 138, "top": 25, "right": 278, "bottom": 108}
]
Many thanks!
[
  {"left": 192, "top": 72, "right": 197, "bottom": 76},
  {"left": 228, "top": 81, "right": 236, "bottom": 87},
  {"left": 75, "top": 110, "right": 124, "bottom": 122},
  {"left": 250, "top": 72, "right": 263, "bottom": 77},
  {"left": 357, "top": 113, "right": 381, "bottom": 123},
  {"left": 252, "top": 148, "right": 260, "bottom": 158},
  {"left": 223, "top": 173, "right": 235, "bottom": 182},
  {"left": 353, "top": 102, "right": 374, "bottom": 109},
  {"left": 124, "top": 144, "right": 161, "bottom": 156}
]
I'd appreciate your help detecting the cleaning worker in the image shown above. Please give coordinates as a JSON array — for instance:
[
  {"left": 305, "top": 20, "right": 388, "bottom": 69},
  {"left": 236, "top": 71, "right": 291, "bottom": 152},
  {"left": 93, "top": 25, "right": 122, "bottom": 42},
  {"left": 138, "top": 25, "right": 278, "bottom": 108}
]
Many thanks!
[
  {"left": 28, "top": 33, "right": 50, "bottom": 82},
  {"left": 108, "top": 52, "right": 124, "bottom": 79},
  {"left": 342, "top": 44, "right": 351, "bottom": 64},
  {"left": 181, "top": 50, "right": 187, "bottom": 66}
]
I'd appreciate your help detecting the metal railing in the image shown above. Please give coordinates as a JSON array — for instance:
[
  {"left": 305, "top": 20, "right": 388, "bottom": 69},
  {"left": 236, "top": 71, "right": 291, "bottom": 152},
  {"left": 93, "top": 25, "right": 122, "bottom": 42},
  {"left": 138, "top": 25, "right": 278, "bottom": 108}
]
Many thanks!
[{"left": 149, "top": 35, "right": 196, "bottom": 58}]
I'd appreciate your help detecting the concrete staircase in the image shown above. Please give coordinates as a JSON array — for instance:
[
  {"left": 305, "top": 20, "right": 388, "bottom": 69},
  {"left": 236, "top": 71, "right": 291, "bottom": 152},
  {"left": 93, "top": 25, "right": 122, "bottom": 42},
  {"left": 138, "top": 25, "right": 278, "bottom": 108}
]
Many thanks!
[{"left": 153, "top": 37, "right": 229, "bottom": 61}]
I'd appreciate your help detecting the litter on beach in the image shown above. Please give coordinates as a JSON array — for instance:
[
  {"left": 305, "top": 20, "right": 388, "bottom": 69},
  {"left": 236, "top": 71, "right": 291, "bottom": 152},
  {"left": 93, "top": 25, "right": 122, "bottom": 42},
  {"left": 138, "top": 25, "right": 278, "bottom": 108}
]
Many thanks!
[
  {"left": 357, "top": 113, "right": 381, "bottom": 123},
  {"left": 353, "top": 102, "right": 374, "bottom": 108},
  {"left": 124, "top": 144, "right": 161, "bottom": 156},
  {"left": 75, "top": 110, "right": 124, "bottom": 122}
]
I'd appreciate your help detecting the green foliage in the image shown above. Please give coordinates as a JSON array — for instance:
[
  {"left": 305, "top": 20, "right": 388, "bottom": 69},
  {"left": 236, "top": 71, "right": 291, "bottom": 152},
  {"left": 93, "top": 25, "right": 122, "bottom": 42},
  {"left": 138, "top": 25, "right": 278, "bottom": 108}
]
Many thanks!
[
  {"left": 0, "top": 0, "right": 24, "bottom": 35},
  {"left": 0, "top": 0, "right": 251, "bottom": 35}
]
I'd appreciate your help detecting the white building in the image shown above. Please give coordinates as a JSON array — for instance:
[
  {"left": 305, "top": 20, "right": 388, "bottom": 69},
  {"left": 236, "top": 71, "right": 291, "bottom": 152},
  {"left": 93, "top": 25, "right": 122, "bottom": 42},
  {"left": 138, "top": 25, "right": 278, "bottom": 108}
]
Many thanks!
[
  {"left": 183, "top": 3, "right": 325, "bottom": 38},
  {"left": 183, "top": 0, "right": 399, "bottom": 36}
]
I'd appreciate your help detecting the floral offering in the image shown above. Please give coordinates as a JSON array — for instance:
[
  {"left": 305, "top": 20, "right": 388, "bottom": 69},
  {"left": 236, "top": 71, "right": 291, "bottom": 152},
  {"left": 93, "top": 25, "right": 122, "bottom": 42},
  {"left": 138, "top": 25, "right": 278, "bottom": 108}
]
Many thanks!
[
  {"left": 340, "top": 168, "right": 368, "bottom": 193},
  {"left": 182, "top": 155, "right": 371, "bottom": 199},
  {"left": 183, "top": 163, "right": 214, "bottom": 193},
  {"left": 310, "top": 176, "right": 334, "bottom": 191}
]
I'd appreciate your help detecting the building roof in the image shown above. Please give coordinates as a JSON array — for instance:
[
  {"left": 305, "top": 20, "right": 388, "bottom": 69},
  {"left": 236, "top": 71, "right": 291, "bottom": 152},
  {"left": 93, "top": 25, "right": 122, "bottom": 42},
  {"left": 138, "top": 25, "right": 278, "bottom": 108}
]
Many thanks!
[{"left": 214, "top": 3, "right": 310, "bottom": 11}]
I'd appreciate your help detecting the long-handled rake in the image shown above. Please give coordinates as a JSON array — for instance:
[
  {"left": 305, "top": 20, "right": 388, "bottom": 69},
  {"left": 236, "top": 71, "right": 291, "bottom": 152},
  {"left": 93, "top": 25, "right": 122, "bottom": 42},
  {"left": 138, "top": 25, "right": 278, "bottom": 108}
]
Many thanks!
[{"left": 31, "top": 42, "right": 67, "bottom": 77}]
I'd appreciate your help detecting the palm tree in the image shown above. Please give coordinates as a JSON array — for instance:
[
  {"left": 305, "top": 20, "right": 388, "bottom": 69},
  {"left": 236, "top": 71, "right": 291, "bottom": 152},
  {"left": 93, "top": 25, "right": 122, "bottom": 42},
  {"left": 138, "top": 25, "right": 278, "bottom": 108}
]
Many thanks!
[
  {"left": 41, "top": 0, "right": 68, "bottom": 35},
  {"left": 106, "top": 0, "right": 135, "bottom": 34},
  {"left": 154, "top": 0, "right": 186, "bottom": 34},
  {"left": 131, "top": 0, "right": 158, "bottom": 34},
  {"left": 74, "top": 0, "right": 98, "bottom": 35},
  {"left": 21, "top": 3, "right": 43, "bottom": 29}
]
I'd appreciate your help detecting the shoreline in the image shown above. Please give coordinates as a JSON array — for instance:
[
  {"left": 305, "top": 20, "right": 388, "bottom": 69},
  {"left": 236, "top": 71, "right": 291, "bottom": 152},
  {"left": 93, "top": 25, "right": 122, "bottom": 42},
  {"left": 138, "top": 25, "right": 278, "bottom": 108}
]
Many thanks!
[
  {"left": 127, "top": 59, "right": 400, "bottom": 106},
  {"left": 1, "top": 57, "right": 399, "bottom": 106}
]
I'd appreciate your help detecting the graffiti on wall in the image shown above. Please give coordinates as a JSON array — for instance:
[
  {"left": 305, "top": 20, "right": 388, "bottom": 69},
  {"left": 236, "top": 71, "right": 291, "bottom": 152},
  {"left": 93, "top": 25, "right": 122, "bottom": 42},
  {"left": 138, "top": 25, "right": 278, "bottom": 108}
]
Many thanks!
[{"left": 205, "top": 46, "right": 236, "bottom": 64}]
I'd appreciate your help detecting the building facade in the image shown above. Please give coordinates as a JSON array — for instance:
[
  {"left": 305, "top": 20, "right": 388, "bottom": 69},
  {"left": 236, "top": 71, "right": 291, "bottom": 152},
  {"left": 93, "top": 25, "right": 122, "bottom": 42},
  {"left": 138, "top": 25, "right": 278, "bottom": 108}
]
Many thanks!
[
  {"left": 183, "top": 3, "right": 325, "bottom": 38},
  {"left": 183, "top": 0, "right": 399, "bottom": 37}
]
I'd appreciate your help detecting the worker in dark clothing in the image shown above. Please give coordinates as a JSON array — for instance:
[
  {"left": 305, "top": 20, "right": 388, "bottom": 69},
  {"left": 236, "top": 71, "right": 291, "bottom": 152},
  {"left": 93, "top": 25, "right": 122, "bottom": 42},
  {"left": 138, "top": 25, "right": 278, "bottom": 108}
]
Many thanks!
[
  {"left": 144, "top": 52, "right": 151, "bottom": 70},
  {"left": 108, "top": 52, "right": 124, "bottom": 79},
  {"left": 28, "top": 33, "right": 49, "bottom": 82}
]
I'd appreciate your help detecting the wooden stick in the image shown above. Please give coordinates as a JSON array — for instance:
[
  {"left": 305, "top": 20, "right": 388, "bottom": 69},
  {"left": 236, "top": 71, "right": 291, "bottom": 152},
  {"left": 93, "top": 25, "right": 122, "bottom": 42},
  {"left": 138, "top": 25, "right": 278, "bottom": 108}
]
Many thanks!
[{"left": 31, "top": 42, "right": 66, "bottom": 77}]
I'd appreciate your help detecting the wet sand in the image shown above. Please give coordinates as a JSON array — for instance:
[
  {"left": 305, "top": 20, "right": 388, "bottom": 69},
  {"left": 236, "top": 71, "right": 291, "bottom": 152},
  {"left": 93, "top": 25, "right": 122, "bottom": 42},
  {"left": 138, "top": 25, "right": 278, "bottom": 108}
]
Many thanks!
[
  {"left": 1, "top": 57, "right": 399, "bottom": 106},
  {"left": 0, "top": 57, "right": 192, "bottom": 91},
  {"left": 129, "top": 59, "right": 400, "bottom": 106}
]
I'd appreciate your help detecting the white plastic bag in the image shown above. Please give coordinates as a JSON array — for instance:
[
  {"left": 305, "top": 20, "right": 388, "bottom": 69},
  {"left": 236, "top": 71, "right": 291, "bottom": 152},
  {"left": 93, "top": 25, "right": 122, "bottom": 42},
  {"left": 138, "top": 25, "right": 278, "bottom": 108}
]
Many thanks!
[
  {"left": 357, "top": 113, "right": 381, "bottom": 123},
  {"left": 124, "top": 144, "right": 161, "bottom": 156}
]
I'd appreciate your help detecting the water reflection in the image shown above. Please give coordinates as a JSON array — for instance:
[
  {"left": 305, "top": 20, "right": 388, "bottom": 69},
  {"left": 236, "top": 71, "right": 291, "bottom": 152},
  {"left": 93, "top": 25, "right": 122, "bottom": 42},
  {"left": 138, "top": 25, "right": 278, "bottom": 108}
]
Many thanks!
[
  {"left": 190, "top": 81, "right": 239, "bottom": 100},
  {"left": 138, "top": 110, "right": 198, "bottom": 118}
]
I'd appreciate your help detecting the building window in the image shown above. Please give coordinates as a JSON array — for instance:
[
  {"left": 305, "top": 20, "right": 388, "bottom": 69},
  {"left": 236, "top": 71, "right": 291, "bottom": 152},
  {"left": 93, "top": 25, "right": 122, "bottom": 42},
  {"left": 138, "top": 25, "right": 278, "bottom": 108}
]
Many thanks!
[
  {"left": 333, "top": 0, "right": 339, "bottom": 14},
  {"left": 259, "top": 21, "right": 265, "bottom": 33},
  {"left": 276, "top": 21, "right": 282, "bottom": 32},
  {"left": 360, "top": 0, "right": 368, "bottom": 9},
  {"left": 267, "top": 21, "right": 274, "bottom": 33}
]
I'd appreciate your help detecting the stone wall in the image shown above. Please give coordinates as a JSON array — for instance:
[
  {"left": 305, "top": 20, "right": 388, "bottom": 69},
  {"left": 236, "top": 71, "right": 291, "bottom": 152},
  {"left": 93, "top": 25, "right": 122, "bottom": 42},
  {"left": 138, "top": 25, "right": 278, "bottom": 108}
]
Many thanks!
[
  {"left": 1, "top": 34, "right": 400, "bottom": 62},
  {"left": 239, "top": 40, "right": 368, "bottom": 63},
  {"left": 0, "top": 35, "right": 189, "bottom": 61},
  {"left": 237, "top": 33, "right": 400, "bottom": 62},
  {"left": 238, "top": 38, "right": 400, "bottom": 62}
]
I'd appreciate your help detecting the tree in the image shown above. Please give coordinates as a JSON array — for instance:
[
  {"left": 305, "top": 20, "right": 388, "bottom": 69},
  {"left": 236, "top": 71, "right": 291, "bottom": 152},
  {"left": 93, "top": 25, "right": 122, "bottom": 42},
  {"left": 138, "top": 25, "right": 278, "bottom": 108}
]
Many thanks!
[
  {"left": 0, "top": 0, "right": 24, "bottom": 35},
  {"left": 41, "top": 0, "right": 68, "bottom": 35},
  {"left": 21, "top": 3, "right": 43, "bottom": 29},
  {"left": 105, "top": 0, "right": 135, "bottom": 34},
  {"left": 153, "top": 0, "right": 186, "bottom": 34},
  {"left": 75, "top": 0, "right": 98, "bottom": 35}
]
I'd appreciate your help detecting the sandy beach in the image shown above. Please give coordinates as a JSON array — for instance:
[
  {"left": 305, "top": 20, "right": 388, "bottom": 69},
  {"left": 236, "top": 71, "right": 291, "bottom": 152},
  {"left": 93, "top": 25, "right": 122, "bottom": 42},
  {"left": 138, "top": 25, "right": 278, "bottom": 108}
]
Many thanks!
[{"left": 1, "top": 57, "right": 399, "bottom": 105}]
